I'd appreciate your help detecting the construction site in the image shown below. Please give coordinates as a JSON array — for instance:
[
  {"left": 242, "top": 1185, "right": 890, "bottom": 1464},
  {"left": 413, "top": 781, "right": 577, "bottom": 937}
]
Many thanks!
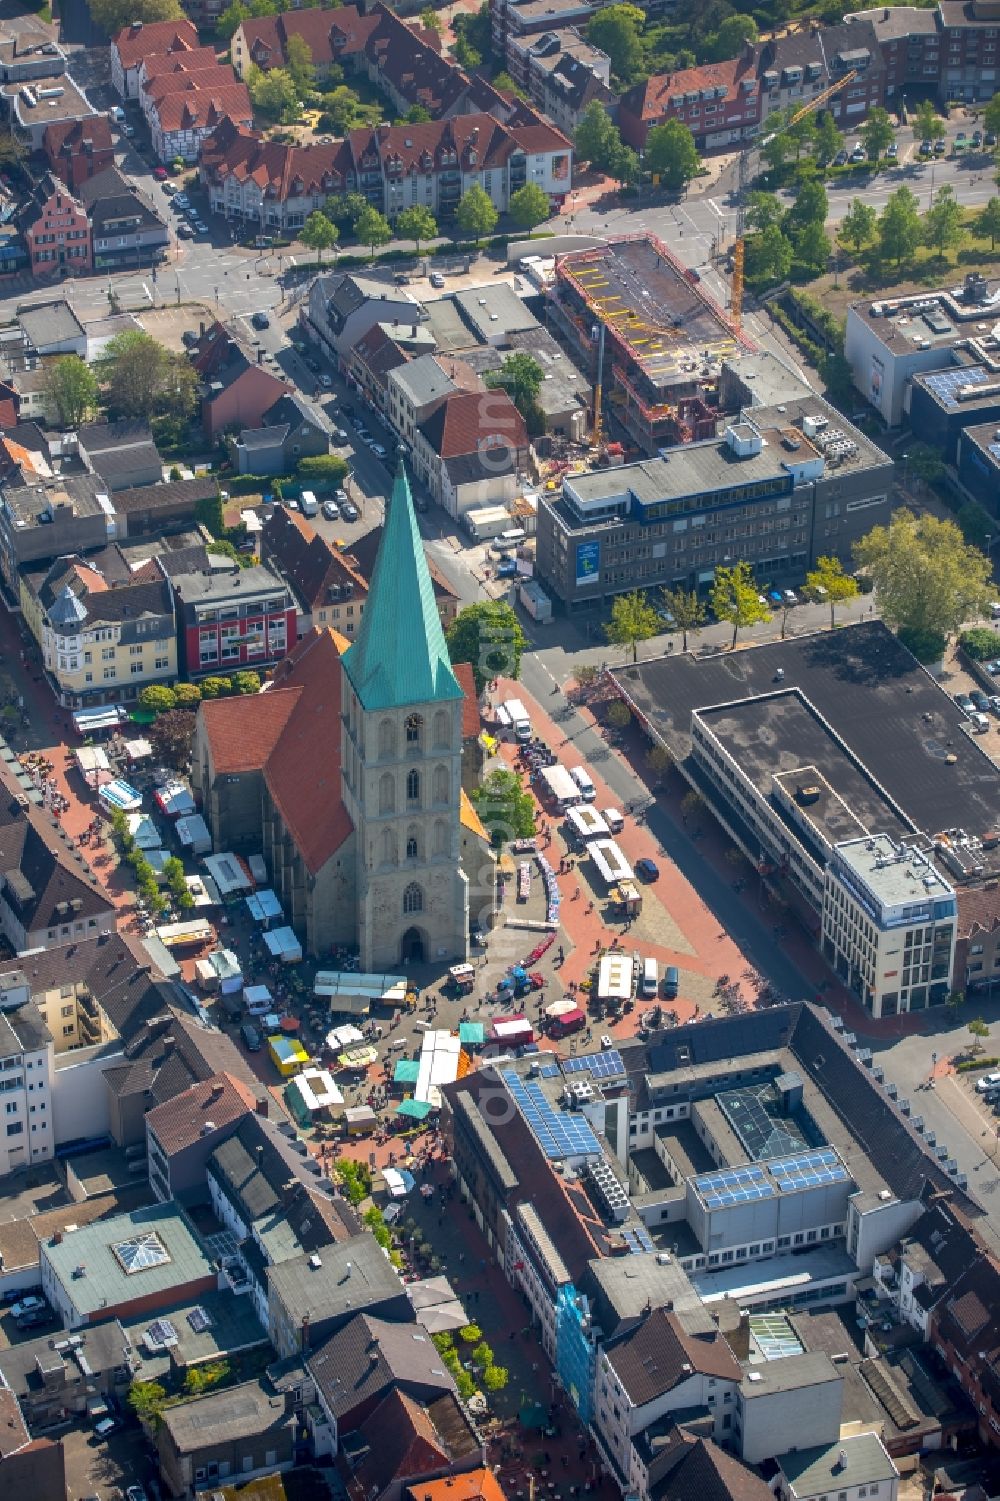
[{"left": 547, "top": 234, "right": 756, "bottom": 456}]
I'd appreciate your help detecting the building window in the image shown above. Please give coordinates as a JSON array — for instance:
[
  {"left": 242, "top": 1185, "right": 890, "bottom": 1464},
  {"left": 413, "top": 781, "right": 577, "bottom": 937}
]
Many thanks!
[
  {"left": 6, "top": 1122, "right": 22, "bottom": 1136},
  {"left": 406, "top": 836, "right": 418, "bottom": 859},
  {"left": 406, "top": 768, "right": 420, "bottom": 803},
  {"left": 403, "top": 882, "right": 423, "bottom": 914}
]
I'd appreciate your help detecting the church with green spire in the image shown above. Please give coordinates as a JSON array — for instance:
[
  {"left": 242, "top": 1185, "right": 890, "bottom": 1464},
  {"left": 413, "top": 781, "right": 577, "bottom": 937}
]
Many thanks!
[
  {"left": 192, "top": 462, "right": 492, "bottom": 969},
  {"left": 340, "top": 462, "right": 473, "bottom": 968}
]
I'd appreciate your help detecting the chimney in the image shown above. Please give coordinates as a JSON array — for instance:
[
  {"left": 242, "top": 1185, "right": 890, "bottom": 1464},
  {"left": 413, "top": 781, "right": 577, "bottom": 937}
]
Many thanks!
[
  {"left": 255, "top": 1144, "right": 264, "bottom": 1170},
  {"left": 256, "top": 1094, "right": 268, "bottom": 1117},
  {"left": 131, "top": 19, "right": 143, "bottom": 31},
  {"left": 209, "top": 1080, "right": 225, "bottom": 1100},
  {"left": 258, "top": 347, "right": 264, "bottom": 363}
]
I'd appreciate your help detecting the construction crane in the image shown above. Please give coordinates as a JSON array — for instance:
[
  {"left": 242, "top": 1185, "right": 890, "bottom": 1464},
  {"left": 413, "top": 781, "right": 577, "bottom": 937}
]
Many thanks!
[{"left": 730, "top": 68, "right": 858, "bottom": 329}]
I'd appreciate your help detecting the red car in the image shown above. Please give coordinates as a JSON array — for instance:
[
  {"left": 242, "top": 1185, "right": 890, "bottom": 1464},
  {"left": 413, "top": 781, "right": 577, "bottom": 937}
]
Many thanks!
[{"left": 153, "top": 167, "right": 168, "bottom": 180}]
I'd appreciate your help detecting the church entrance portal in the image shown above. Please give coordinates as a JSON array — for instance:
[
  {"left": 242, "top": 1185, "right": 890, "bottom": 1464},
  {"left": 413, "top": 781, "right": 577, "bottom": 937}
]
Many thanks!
[{"left": 401, "top": 927, "right": 426, "bottom": 963}]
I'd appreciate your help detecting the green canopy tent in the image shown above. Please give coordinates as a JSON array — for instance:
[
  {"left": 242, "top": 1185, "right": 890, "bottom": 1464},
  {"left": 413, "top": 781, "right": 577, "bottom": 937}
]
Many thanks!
[
  {"left": 393, "top": 1059, "right": 420, "bottom": 1085},
  {"left": 458, "top": 1022, "right": 485, "bottom": 1046},
  {"left": 396, "top": 1098, "right": 433, "bottom": 1120}
]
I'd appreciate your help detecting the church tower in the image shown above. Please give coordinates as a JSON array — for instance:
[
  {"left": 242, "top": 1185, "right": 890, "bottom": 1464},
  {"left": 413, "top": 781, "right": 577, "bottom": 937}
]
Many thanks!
[{"left": 340, "top": 463, "right": 469, "bottom": 970}]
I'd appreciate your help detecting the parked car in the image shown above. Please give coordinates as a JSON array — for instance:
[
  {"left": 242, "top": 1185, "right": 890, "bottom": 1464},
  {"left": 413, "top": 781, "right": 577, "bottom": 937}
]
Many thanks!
[
  {"left": 429, "top": 271, "right": 445, "bottom": 288},
  {"left": 153, "top": 166, "right": 167, "bottom": 179},
  {"left": 987, "top": 130, "right": 998, "bottom": 147},
  {"left": 321, "top": 500, "right": 340, "bottom": 520},
  {"left": 340, "top": 402, "right": 355, "bottom": 420},
  {"left": 635, "top": 857, "right": 660, "bottom": 882},
  {"left": 934, "top": 138, "right": 946, "bottom": 155},
  {"left": 332, "top": 427, "right": 348, "bottom": 443},
  {"left": 986, "top": 659, "right": 1000, "bottom": 675},
  {"left": 955, "top": 693, "right": 974, "bottom": 713},
  {"left": 371, "top": 443, "right": 387, "bottom": 459},
  {"left": 973, "top": 129, "right": 983, "bottom": 147},
  {"left": 988, "top": 695, "right": 1000, "bottom": 715},
  {"left": 497, "top": 559, "right": 518, "bottom": 577},
  {"left": 886, "top": 141, "right": 898, "bottom": 159},
  {"left": 970, "top": 690, "right": 990, "bottom": 712},
  {"left": 956, "top": 130, "right": 967, "bottom": 148},
  {"left": 918, "top": 139, "right": 932, "bottom": 156},
  {"left": 783, "top": 589, "right": 797, "bottom": 606},
  {"left": 340, "top": 500, "right": 359, "bottom": 521},
  {"left": 194, "top": 220, "right": 208, "bottom": 234},
  {"left": 251, "top": 311, "right": 270, "bottom": 330},
  {"left": 93, "top": 1418, "right": 117, "bottom": 1440},
  {"left": 849, "top": 143, "right": 865, "bottom": 162},
  {"left": 977, "top": 1071, "right": 1000, "bottom": 1092},
  {"left": 181, "top": 329, "right": 199, "bottom": 348},
  {"left": 176, "top": 223, "right": 194, "bottom": 238},
  {"left": 162, "top": 181, "right": 177, "bottom": 195},
  {"left": 10, "top": 1296, "right": 45, "bottom": 1320},
  {"left": 318, "top": 374, "right": 332, "bottom": 389},
  {"left": 834, "top": 149, "right": 849, "bottom": 165}
]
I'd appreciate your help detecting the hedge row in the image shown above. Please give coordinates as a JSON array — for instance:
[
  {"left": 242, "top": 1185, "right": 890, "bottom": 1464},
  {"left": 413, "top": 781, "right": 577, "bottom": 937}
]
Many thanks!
[{"left": 955, "top": 1056, "right": 1000, "bottom": 1073}]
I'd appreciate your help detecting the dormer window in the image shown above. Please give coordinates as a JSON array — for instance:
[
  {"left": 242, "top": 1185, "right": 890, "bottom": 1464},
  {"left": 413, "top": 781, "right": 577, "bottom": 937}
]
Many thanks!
[{"left": 467, "top": 149, "right": 477, "bottom": 164}]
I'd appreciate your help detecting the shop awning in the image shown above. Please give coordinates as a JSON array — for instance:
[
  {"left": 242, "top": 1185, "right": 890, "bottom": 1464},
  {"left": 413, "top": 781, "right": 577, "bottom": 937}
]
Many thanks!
[
  {"left": 99, "top": 778, "right": 143, "bottom": 813},
  {"left": 458, "top": 1022, "right": 485, "bottom": 1045},
  {"left": 246, "top": 889, "right": 283, "bottom": 923},
  {"left": 73, "top": 705, "right": 127, "bottom": 735},
  {"left": 394, "top": 1059, "right": 420, "bottom": 1084},
  {"left": 396, "top": 1098, "right": 433, "bottom": 1120}
]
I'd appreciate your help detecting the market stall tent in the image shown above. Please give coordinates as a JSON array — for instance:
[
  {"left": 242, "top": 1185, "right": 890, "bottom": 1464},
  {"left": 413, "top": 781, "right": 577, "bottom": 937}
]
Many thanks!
[
  {"left": 203, "top": 853, "right": 253, "bottom": 898},
  {"left": 264, "top": 926, "right": 302, "bottom": 962},
  {"left": 99, "top": 779, "right": 142, "bottom": 814},
  {"left": 175, "top": 814, "right": 212, "bottom": 856},
  {"left": 126, "top": 813, "right": 161, "bottom": 850},
  {"left": 74, "top": 745, "right": 110, "bottom": 788},
  {"left": 268, "top": 1035, "right": 309, "bottom": 1077},
  {"left": 245, "top": 889, "right": 282, "bottom": 924},
  {"left": 154, "top": 780, "right": 196, "bottom": 818}
]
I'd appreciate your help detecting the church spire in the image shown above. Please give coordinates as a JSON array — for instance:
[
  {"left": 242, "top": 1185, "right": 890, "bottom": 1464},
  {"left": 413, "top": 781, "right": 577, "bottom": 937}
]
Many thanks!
[{"left": 342, "top": 462, "right": 463, "bottom": 711}]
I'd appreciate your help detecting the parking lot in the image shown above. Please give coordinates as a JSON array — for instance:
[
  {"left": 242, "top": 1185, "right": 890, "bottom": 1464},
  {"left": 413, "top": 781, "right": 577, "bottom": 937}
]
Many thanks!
[{"left": 62, "top": 1418, "right": 151, "bottom": 1501}]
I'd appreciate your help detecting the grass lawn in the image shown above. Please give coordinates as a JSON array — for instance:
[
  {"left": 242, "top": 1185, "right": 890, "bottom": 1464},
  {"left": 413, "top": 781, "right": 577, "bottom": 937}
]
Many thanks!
[{"left": 812, "top": 206, "right": 1000, "bottom": 320}]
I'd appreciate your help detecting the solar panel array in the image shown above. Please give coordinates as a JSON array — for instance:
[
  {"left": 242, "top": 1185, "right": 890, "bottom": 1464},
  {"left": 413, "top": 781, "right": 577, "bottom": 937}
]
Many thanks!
[
  {"left": 564, "top": 1050, "right": 626, "bottom": 1080},
  {"left": 694, "top": 1163, "right": 776, "bottom": 1210},
  {"left": 621, "top": 1228, "right": 655, "bottom": 1254},
  {"left": 539, "top": 1064, "right": 561, "bottom": 1079},
  {"left": 502, "top": 1070, "right": 600, "bottom": 1160},
  {"left": 768, "top": 1147, "right": 850, "bottom": 1193},
  {"left": 923, "top": 365, "right": 989, "bottom": 409}
]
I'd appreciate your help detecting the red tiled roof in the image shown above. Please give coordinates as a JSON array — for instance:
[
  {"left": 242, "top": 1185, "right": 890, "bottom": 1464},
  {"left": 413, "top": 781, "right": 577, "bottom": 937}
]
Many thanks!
[
  {"left": 43, "top": 115, "right": 113, "bottom": 160},
  {"left": 140, "top": 46, "right": 219, "bottom": 81},
  {"left": 201, "top": 118, "right": 353, "bottom": 198},
  {"left": 413, "top": 1472, "right": 508, "bottom": 1501},
  {"left": 621, "top": 55, "right": 756, "bottom": 124},
  {"left": 113, "top": 18, "right": 199, "bottom": 70},
  {"left": 154, "top": 83, "right": 252, "bottom": 134},
  {"left": 418, "top": 389, "right": 527, "bottom": 460},
  {"left": 145, "top": 1071, "right": 258, "bottom": 1154},
  {"left": 200, "top": 684, "right": 300, "bottom": 773},
  {"left": 453, "top": 660, "right": 481, "bottom": 742},
  {"left": 262, "top": 506, "right": 367, "bottom": 610},
  {"left": 241, "top": 6, "right": 354, "bottom": 67},
  {"left": 263, "top": 628, "right": 353, "bottom": 873}
]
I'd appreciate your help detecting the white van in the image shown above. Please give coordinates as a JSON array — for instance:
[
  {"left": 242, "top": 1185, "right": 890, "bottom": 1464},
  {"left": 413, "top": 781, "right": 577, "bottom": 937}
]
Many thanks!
[
  {"left": 603, "top": 808, "right": 625, "bottom": 834},
  {"left": 300, "top": 489, "right": 318, "bottom": 517},
  {"left": 970, "top": 711, "right": 990, "bottom": 733},
  {"left": 492, "top": 528, "right": 526, "bottom": 555},
  {"left": 570, "top": 766, "right": 597, "bottom": 802},
  {"left": 641, "top": 956, "right": 659, "bottom": 998},
  {"left": 503, "top": 698, "right": 531, "bottom": 743}
]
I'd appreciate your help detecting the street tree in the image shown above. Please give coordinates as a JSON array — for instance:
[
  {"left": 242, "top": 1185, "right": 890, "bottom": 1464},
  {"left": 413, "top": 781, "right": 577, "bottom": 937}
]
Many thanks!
[
  {"left": 395, "top": 204, "right": 438, "bottom": 253},
  {"left": 785, "top": 110, "right": 818, "bottom": 161},
  {"left": 586, "top": 4, "right": 645, "bottom": 85},
  {"left": 760, "top": 121, "right": 793, "bottom": 173},
  {"left": 968, "top": 1017, "right": 990, "bottom": 1055},
  {"left": 45, "top": 356, "right": 98, "bottom": 428},
  {"left": 147, "top": 709, "right": 196, "bottom": 771},
  {"left": 795, "top": 218, "right": 831, "bottom": 273},
  {"left": 975, "top": 195, "right": 1000, "bottom": 249},
  {"left": 325, "top": 190, "right": 369, "bottom": 227},
  {"left": 420, "top": 6, "right": 441, "bottom": 30},
  {"left": 300, "top": 210, "right": 339, "bottom": 263},
  {"left": 451, "top": 1, "right": 490, "bottom": 68},
  {"left": 446, "top": 601, "right": 527, "bottom": 692},
  {"left": 922, "top": 183, "right": 965, "bottom": 262},
  {"left": 744, "top": 224, "right": 792, "bottom": 284},
  {"left": 877, "top": 186, "right": 921, "bottom": 268},
  {"left": 839, "top": 198, "right": 877, "bottom": 256},
  {"left": 455, "top": 184, "right": 499, "bottom": 245},
  {"left": 905, "top": 442, "right": 945, "bottom": 490},
  {"left": 860, "top": 107, "right": 895, "bottom": 163},
  {"left": 659, "top": 586, "right": 706, "bottom": 651},
  {"left": 957, "top": 500, "right": 993, "bottom": 551},
  {"left": 90, "top": 0, "right": 180, "bottom": 34},
  {"left": 709, "top": 562, "right": 771, "bottom": 649},
  {"left": 574, "top": 100, "right": 618, "bottom": 171},
  {"left": 984, "top": 90, "right": 1000, "bottom": 140},
  {"left": 354, "top": 203, "right": 392, "bottom": 259},
  {"left": 744, "top": 191, "right": 784, "bottom": 233},
  {"left": 605, "top": 591, "right": 660, "bottom": 663},
  {"left": 285, "top": 33, "right": 314, "bottom": 94},
  {"left": 607, "top": 139, "right": 640, "bottom": 190},
  {"left": 508, "top": 182, "right": 551, "bottom": 231},
  {"left": 912, "top": 98, "right": 945, "bottom": 141},
  {"left": 405, "top": 104, "right": 432, "bottom": 123},
  {"left": 853, "top": 507, "right": 994, "bottom": 647},
  {"left": 803, "top": 555, "right": 860, "bottom": 628},
  {"left": 644, "top": 119, "right": 701, "bottom": 191},
  {"left": 646, "top": 744, "right": 672, "bottom": 783},
  {"left": 785, "top": 175, "right": 828, "bottom": 235},
  {"left": 470, "top": 768, "right": 536, "bottom": 846},
  {"left": 813, "top": 112, "right": 842, "bottom": 166}
]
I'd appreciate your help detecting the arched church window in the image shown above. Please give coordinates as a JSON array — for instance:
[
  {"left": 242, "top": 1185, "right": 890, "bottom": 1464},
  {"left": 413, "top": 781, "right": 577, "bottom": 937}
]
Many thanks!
[
  {"left": 406, "top": 768, "right": 420, "bottom": 803},
  {"left": 405, "top": 713, "right": 423, "bottom": 747},
  {"left": 403, "top": 882, "right": 423, "bottom": 914}
]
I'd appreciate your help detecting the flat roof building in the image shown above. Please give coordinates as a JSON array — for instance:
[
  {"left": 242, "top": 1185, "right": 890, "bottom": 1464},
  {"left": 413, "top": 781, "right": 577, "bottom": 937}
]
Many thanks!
[
  {"left": 610, "top": 620, "right": 1000, "bottom": 1013},
  {"left": 956, "top": 417, "right": 1000, "bottom": 513},
  {"left": 548, "top": 235, "right": 751, "bottom": 453},
  {"left": 536, "top": 400, "right": 893, "bottom": 611},
  {"left": 844, "top": 272, "right": 1000, "bottom": 426}
]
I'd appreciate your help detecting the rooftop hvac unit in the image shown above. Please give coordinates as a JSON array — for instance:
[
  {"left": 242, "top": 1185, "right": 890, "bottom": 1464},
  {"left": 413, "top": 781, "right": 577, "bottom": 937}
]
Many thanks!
[{"left": 802, "top": 413, "right": 828, "bottom": 438}]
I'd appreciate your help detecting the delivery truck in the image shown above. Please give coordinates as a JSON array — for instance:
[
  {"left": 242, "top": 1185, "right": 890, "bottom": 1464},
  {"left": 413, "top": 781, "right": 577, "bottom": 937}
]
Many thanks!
[{"left": 518, "top": 579, "right": 553, "bottom": 623}]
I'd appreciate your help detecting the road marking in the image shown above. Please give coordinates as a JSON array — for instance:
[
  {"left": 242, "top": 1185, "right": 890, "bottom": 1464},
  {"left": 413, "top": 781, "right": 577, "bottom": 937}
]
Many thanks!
[
  {"left": 142, "top": 283, "right": 152, "bottom": 302},
  {"left": 707, "top": 199, "right": 726, "bottom": 220}
]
